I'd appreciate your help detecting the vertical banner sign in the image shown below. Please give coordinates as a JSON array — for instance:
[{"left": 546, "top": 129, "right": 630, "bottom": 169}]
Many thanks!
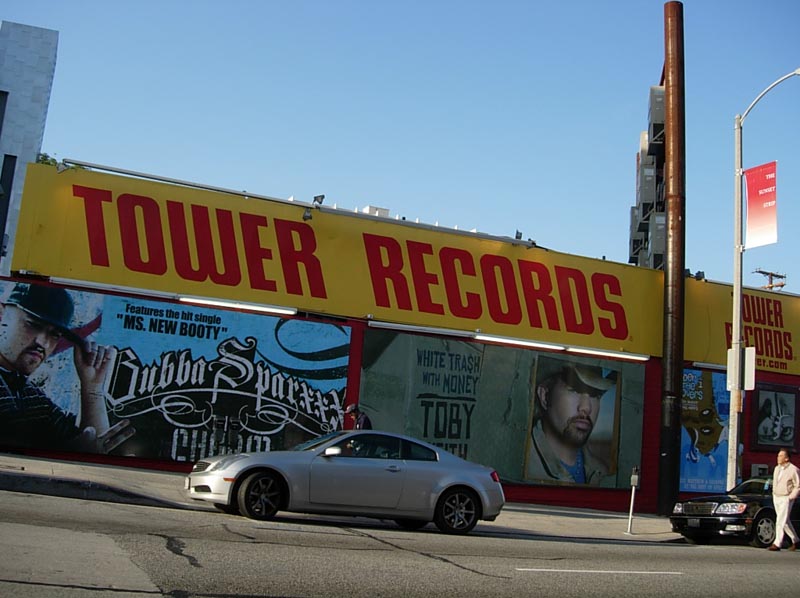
[{"left": 744, "top": 161, "right": 778, "bottom": 249}]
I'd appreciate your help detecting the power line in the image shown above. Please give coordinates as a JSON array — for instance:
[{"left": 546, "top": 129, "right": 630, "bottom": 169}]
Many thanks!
[{"left": 753, "top": 268, "right": 786, "bottom": 291}]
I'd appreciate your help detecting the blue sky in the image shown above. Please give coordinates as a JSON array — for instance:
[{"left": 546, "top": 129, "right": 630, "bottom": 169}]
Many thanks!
[{"left": 4, "top": 1, "right": 799, "bottom": 291}]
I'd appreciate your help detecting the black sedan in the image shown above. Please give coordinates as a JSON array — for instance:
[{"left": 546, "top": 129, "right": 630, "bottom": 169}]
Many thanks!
[{"left": 671, "top": 477, "right": 800, "bottom": 547}]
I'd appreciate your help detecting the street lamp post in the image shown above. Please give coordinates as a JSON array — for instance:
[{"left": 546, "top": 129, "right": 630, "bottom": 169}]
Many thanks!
[{"left": 727, "top": 67, "right": 800, "bottom": 491}]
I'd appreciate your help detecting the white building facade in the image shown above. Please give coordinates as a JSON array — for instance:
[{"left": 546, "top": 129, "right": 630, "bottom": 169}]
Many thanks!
[{"left": 0, "top": 21, "right": 58, "bottom": 275}]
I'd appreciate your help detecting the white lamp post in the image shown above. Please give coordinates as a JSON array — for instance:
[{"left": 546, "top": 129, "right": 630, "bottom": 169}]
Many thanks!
[{"left": 727, "top": 67, "right": 800, "bottom": 491}]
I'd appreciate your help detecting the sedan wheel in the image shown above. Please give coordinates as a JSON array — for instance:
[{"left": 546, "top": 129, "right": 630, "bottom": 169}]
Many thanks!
[
  {"left": 750, "top": 512, "right": 776, "bottom": 548},
  {"left": 434, "top": 487, "right": 481, "bottom": 535},
  {"left": 237, "top": 471, "right": 284, "bottom": 520}
]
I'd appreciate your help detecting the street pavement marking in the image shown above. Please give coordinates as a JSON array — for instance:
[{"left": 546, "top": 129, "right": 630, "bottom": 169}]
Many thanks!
[{"left": 516, "top": 568, "right": 683, "bottom": 575}]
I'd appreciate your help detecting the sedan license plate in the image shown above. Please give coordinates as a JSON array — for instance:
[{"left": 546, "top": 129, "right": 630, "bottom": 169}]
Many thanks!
[
  {"left": 688, "top": 518, "right": 700, "bottom": 528},
  {"left": 184, "top": 477, "right": 190, "bottom": 490}
]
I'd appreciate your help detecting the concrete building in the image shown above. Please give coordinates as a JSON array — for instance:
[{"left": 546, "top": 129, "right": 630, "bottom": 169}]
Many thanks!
[
  {"left": 0, "top": 21, "right": 58, "bottom": 276},
  {"left": 629, "top": 86, "right": 666, "bottom": 270}
]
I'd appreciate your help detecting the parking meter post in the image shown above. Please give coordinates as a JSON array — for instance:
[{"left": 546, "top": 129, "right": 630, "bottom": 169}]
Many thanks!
[{"left": 626, "top": 467, "right": 640, "bottom": 535}]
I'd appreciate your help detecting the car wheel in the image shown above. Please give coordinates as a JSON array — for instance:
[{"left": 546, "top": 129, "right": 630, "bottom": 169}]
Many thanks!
[
  {"left": 433, "top": 487, "right": 481, "bottom": 535},
  {"left": 750, "top": 512, "right": 776, "bottom": 548},
  {"left": 237, "top": 471, "right": 284, "bottom": 520},
  {"left": 395, "top": 518, "right": 429, "bottom": 531}
]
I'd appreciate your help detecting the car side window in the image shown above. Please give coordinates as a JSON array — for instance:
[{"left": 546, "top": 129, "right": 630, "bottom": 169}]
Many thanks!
[
  {"left": 735, "top": 479, "right": 769, "bottom": 495},
  {"left": 333, "top": 437, "right": 370, "bottom": 457},
  {"left": 402, "top": 439, "right": 438, "bottom": 461},
  {"left": 333, "top": 435, "right": 400, "bottom": 459},
  {"left": 365, "top": 435, "right": 401, "bottom": 459}
]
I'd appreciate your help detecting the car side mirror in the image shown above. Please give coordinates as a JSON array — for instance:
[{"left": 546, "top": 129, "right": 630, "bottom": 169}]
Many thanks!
[{"left": 323, "top": 447, "right": 342, "bottom": 457}]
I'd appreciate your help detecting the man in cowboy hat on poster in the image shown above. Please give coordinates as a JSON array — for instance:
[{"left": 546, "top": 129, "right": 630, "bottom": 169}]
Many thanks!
[
  {"left": 0, "top": 282, "right": 132, "bottom": 453},
  {"left": 525, "top": 356, "right": 617, "bottom": 485}
]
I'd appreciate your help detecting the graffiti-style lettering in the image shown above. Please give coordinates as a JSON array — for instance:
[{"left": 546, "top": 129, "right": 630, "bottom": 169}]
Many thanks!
[
  {"left": 170, "top": 427, "right": 271, "bottom": 461},
  {"left": 107, "top": 337, "right": 344, "bottom": 441}
]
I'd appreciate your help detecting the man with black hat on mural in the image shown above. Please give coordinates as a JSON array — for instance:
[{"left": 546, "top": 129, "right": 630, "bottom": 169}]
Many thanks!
[
  {"left": 0, "top": 282, "right": 132, "bottom": 453},
  {"left": 525, "top": 356, "right": 617, "bottom": 485}
]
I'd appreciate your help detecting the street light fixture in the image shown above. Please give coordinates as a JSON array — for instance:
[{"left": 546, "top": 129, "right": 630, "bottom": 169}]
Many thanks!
[{"left": 727, "top": 67, "right": 800, "bottom": 491}]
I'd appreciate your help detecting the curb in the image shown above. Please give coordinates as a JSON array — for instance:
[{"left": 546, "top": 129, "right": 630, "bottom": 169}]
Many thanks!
[
  {"left": 0, "top": 472, "right": 196, "bottom": 510},
  {"left": 0, "top": 468, "right": 682, "bottom": 543}
]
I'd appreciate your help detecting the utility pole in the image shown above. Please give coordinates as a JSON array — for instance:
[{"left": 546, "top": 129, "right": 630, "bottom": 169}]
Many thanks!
[
  {"left": 753, "top": 268, "right": 786, "bottom": 291},
  {"left": 657, "top": 0, "right": 686, "bottom": 516}
]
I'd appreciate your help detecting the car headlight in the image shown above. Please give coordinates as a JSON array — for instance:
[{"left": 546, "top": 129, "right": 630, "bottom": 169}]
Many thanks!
[
  {"left": 672, "top": 503, "right": 684, "bottom": 514},
  {"left": 714, "top": 502, "right": 747, "bottom": 515},
  {"left": 206, "top": 454, "right": 248, "bottom": 472}
]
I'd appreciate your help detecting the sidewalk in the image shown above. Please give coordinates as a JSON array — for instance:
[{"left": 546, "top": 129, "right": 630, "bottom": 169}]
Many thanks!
[{"left": 0, "top": 452, "right": 681, "bottom": 543}]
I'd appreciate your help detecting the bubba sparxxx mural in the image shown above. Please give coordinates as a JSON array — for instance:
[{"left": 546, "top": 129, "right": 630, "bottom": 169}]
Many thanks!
[{"left": 0, "top": 280, "right": 350, "bottom": 461}]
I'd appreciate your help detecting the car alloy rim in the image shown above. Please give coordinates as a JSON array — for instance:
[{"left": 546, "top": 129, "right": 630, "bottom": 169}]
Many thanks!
[
  {"left": 443, "top": 492, "right": 476, "bottom": 529},
  {"left": 249, "top": 476, "right": 280, "bottom": 515},
  {"left": 756, "top": 517, "right": 775, "bottom": 545}
]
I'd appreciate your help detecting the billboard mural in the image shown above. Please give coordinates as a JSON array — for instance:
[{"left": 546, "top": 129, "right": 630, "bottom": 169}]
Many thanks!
[
  {"left": 0, "top": 280, "right": 350, "bottom": 461},
  {"left": 751, "top": 383, "right": 798, "bottom": 453},
  {"left": 359, "top": 329, "right": 645, "bottom": 489},
  {"left": 358, "top": 330, "right": 487, "bottom": 461},
  {"left": 525, "top": 355, "right": 620, "bottom": 486},
  {"left": 679, "top": 368, "right": 729, "bottom": 493}
]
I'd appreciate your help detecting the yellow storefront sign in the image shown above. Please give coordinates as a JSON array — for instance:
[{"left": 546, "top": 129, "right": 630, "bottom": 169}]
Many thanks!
[
  {"left": 14, "top": 164, "right": 666, "bottom": 356},
  {"left": 685, "top": 278, "right": 799, "bottom": 375}
]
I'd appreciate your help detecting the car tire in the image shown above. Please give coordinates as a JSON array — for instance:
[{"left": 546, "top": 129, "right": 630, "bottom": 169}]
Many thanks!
[
  {"left": 433, "top": 487, "right": 481, "bottom": 535},
  {"left": 237, "top": 471, "right": 284, "bottom": 520},
  {"left": 750, "top": 511, "right": 776, "bottom": 548},
  {"left": 395, "top": 518, "right": 429, "bottom": 531}
]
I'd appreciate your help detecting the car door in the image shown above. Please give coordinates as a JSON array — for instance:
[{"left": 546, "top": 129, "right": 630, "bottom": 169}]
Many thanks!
[
  {"left": 308, "top": 434, "right": 405, "bottom": 509},
  {"left": 395, "top": 438, "right": 443, "bottom": 510}
]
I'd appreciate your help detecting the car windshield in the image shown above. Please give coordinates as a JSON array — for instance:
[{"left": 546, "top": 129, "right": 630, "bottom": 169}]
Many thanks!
[
  {"left": 290, "top": 431, "right": 347, "bottom": 451},
  {"left": 731, "top": 478, "right": 771, "bottom": 495}
]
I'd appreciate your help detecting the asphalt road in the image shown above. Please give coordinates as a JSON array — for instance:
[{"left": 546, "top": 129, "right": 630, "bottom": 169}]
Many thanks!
[
  {"left": 0, "top": 452, "right": 680, "bottom": 543},
  {"left": 1, "top": 490, "right": 799, "bottom": 598}
]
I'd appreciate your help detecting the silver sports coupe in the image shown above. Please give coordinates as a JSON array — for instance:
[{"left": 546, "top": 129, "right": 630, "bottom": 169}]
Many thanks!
[{"left": 186, "top": 429, "right": 505, "bottom": 534}]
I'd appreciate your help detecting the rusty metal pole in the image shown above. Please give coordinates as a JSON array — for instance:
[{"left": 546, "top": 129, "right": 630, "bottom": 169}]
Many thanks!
[{"left": 657, "top": 1, "right": 686, "bottom": 516}]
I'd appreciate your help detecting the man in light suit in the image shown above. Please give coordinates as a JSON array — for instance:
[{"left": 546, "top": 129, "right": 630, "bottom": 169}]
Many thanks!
[{"left": 767, "top": 448, "right": 800, "bottom": 551}]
